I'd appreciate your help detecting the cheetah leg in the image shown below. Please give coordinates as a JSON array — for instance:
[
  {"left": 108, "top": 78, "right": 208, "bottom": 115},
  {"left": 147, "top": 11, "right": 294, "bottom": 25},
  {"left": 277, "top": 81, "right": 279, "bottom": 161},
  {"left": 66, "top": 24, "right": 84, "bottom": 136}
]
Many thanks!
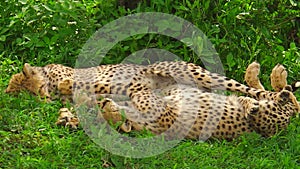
[
  {"left": 243, "top": 62, "right": 299, "bottom": 109},
  {"left": 270, "top": 64, "right": 288, "bottom": 92},
  {"left": 57, "top": 78, "right": 138, "bottom": 131},
  {"left": 56, "top": 108, "right": 79, "bottom": 129},
  {"left": 244, "top": 62, "right": 265, "bottom": 90},
  {"left": 269, "top": 64, "right": 300, "bottom": 109},
  {"left": 96, "top": 98, "right": 135, "bottom": 132},
  {"left": 56, "top": 91, "right": 95, "bottom": 129},
  {"left": 55, "top": 94, "right": 139, "bottom": 132}
]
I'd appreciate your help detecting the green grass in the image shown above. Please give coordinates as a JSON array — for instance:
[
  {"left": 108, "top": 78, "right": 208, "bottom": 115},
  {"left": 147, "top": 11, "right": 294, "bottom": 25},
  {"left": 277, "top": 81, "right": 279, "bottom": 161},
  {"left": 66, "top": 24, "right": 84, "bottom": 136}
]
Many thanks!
[{"left": 1, "top": 0, "right": 300, "bottom": 168}]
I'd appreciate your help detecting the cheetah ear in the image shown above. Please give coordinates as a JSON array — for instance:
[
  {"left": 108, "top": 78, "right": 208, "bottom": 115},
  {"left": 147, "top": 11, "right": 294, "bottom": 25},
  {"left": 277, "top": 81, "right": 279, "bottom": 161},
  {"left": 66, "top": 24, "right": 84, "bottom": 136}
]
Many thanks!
[
  {"left": 23, "top": 63, "right": 34, "bottom": 77},
  {"left": 277, "top": 90, "right": 300, "bottom": 112},
  {"left": 283, "top": 85, "right": 293, "bottom": 92}
]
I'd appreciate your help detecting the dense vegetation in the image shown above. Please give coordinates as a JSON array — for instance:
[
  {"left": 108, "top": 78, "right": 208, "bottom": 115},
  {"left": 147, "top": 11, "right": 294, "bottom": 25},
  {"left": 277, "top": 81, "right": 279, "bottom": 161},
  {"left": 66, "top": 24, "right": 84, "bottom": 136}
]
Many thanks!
[{"left": 1, "top": 0, "right": 299, "bottom": 168}]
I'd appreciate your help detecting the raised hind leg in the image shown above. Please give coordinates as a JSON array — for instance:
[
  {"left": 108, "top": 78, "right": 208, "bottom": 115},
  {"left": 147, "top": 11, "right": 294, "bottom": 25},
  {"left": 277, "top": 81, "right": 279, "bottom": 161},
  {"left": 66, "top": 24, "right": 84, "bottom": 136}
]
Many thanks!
[
  {"left": 245, "top": 61, "right": 293, "bottom": 92},
  {"left": 270, "top": 64, "right": 288, "bottom": 92},
  {"left": 244, "top": 61, "right": 265, "bottom": 90}
]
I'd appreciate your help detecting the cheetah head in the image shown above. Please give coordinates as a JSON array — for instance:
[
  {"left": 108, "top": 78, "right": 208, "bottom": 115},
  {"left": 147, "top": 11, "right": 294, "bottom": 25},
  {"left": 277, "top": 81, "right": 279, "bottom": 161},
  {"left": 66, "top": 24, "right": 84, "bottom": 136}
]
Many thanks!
[
  {"left": 5, "top": 63, "right": 50, "bottom": 99},
  {"left": 276, "top": 89, "right": 300, "bottom": 114},
  {"left": 248, "top": 90, "right": 299, "bottom": 137}
]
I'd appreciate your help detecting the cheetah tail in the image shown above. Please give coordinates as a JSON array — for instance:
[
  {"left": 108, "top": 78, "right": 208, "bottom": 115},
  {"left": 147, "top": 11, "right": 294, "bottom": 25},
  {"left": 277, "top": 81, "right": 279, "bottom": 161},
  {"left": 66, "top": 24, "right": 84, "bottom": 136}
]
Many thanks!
[{"left": 291, "top": 81, "right": 300, "bottom": 92}]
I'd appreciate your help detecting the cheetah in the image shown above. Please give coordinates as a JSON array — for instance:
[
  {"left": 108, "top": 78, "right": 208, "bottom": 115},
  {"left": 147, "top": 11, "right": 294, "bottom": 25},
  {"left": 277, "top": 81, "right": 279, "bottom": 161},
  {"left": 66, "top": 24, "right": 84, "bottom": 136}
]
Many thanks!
[
  {"left": 72, "top": 62, "right": 299, "bottom": 140},
  {"left": 5, "top": 61, "right": 293, "bottom": 101},
  {"left": 5, "top": 61, "right": 300, "bottom": 140}
]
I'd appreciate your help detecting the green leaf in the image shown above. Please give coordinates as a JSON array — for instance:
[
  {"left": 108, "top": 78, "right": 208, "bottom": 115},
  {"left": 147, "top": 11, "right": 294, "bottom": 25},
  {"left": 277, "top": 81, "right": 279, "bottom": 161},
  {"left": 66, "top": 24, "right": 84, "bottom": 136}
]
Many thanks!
[
  {"left": 181, "top": 38, "right": 193, "bottom": 47},
  {"left": 18, "top": 0, "right": 27, "bottom": 5},
  {"left": 42, "top": 4, "right": 55, "bottom": 12},
  {"left": 276, "top": 45, "right": 285, "bottom": 52},
  {"left": 43, "top": 37, "right": 50, "bottom": 44},
  {"left": 0, "top": 28, "right": 9, "bottom": 35},
  {"left": 289, "top": 0, "right": 297, "bottom": 6},
  {"left": 36, "top": 40, "right": 46, "bottom": 47},
  {"left": 204, "top": 0, "right": 210, "bottom": 11},
  {"left": 226, "top": 53, "right": 235, "bottom": 71},
  {"left": 0, "top": 35, "right": 6, "bottom": 41},
  {"left": 290, "top": 42, "right": 297, "bottom": 50}
]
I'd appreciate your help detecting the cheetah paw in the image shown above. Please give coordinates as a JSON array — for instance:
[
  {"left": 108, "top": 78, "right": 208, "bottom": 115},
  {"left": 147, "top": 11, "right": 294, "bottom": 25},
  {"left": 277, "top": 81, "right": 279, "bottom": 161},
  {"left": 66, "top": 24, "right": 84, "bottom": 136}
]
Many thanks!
[
  {"left": 119, "top": 120, "right": 132, "bottom": 133},
  {"left": 270, "top": 64, "right": 287, "bottom": 92},
  {"left": 245, "top": 61, "right": 265, "bottom": 90},
  {"left": 97, "top": 98, "right": 133, "bottom": 132},
  {"left": 97, "top": 98, "right": 120, "bottom": 112},
  {"left": 56, "top": 108, "right": 79, "bottom": 129},
  {"left": 97, "top": 98, "right": 125, "bottom": 124}
]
